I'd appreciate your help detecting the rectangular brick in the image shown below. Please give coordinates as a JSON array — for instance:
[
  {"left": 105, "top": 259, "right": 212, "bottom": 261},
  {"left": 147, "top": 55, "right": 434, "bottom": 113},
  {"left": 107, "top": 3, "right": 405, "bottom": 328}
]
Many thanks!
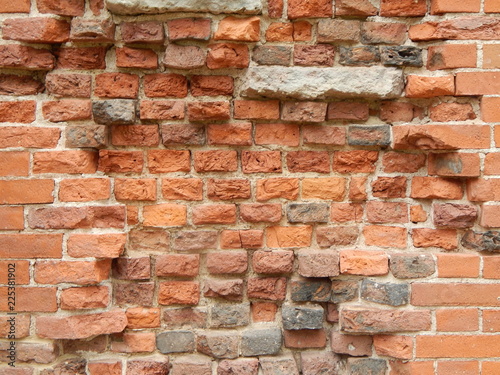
[
  {"left": 0, "top": 287, "right": 57, "bottom": 312},
  {"left": 0, "top": 260, "right": 29, "bottom": 284},
  {"left": 0, "top": 151, "right": 29, "bottom": 176},
  {"left": 417, "top": 335, "right": 500, "bottom": 358},
  {"left": 0, "top": 179, "right": 54, "bottom": 204},
  {"left": 436, "top": 308, "right": 479, "bottom": 332},
  {"left": 456, "top": 72, "right": 500, "bottom": 95},
  {"left": 0, "top": 206, "right": 24, "bottom": 230},
  {"left": 412, "top": 283, "right": 500, "bottom": 306},
  {"left": 0, "top": 234, "right": 62, "bottom": 258}
]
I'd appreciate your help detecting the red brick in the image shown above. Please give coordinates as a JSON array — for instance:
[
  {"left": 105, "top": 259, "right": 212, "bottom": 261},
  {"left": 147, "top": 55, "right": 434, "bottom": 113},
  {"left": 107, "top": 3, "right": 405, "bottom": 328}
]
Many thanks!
[
  {"left": 331, "top": 332, "right": 372, "bottom": 356},
  {"left": 456, "top": 72, "right": 500, "bottom": 95},
  {"left": 335, "top": 0, "right": 377, "bottom": 16},
  {"left": 0, "top": 287, "right": 56, "bottom": 312},
  {"left": 363, "top": 225, "right": 407, "bottom": 248},
  {"left": 480, "top": 205, "right": 500, "bottom": 228},
  {"left": 115, "top": 178, "right": 156, "bottom": 201},
  {"left": 3, "top": 17, "right": 69, "bottom": 43},
  {"left": 240, "top": 203, "right": 282, "bottom": 223},
  {"left": 159, "top": 281, "right": 200, "bottom": 305},
  {"left": 437, "top": 254, "right": 480, "bottom": 278},
  {"left": 302, "top": 125, "right": 346, "bottom": 146},
  {"left": 484, "top": 153, "right": 500, "bottom": 175},
  {"left": 393, "top": 124, "right": 490, "bottom": 150},
  {"left": 484, "top": 362, "right": 500, "bottom": 375},
  {"left": 0, "top": 260, "right": 29, "bottom": 284},
  {"left": 411, "top": 177, "right": 463, "bottom": 199},
  {"left": 111, "top": 125, "right": 159, "bottom": 147},
  {"left": 29, "top": 206, "right": 124, "bottom": 228},
  {"left": 111, "top": 331, "right": 156, "bottom": 353},
  {"left": 0, "top": 207, "right": 24, "bottom": 230},
  {"left": 483, "top": 44, "right": 500, "bottom": 68},
  {"left": 341, "top": 308, "right": 431, "bottom": 333},
  {"left": 349, "top": 177, "right": 368, "bottom": 201},
  {"left": 405, "top": 75, "right": 455, "bottom": 98},
  {"left": 481, "top": 97, "right": 500, "bottom": 122},
  {"left": 361, "top": 22, "right": 407, "bottom": 45},
  {"left": 302, "top": 177, "right": 345, "bottom": 200},
  {"left": 328, "top": 102, "right": 369, "bottom": 121},
  {"left": 221, "top": 230, "right": 263, "bottom": 249},
  {"left": 380, "top": 0, "right": 427, "bottom": 16},
  {"left": 45, "top": 73, "right": 91, "bottom": 98},
  {"left": 268, "top": 0, "right": 283, "bottom": 17},
  {"left": 0, "top": 101, "right": 35, "bottom": 123},
  {"left": 266, "top": 226, "right": 312, "bottom": 248},
  {"left": 207, "top": 123, "right": 252, "bottom": 146},
  {"left": 37, "top": 310, "right": 126, "bottom": 339},
  {"left": 333, "top": 150, "right": 378, "bottom": 173},
  {"left": 0, "top": 151, "right": 28, "bottom": 177},
  {"left": 0, "top": 179, "right": 54, "bottom": 204},
  {"left": 284, "top": 329, "right": 327, "bottom": 348},
  {"left": 162, "top": 178, "right": 203, "bottom": 201},
  {"left": 0, "top": 0, "right": 30, "bottom": 12},
  {"left": 413, "top": 228, "right": 458, "bottom": 250},
  {"left": 288, "top": 0, "right": 333, "bottom": 18},
  {"left": 0, "top": 314, "right": 30, "bottom": 339},
  {"left": 373, "top": 335, "right": 413, "bottom": 360},
  {"left": 427, "top": 44, "right": 477, "bottom": 70},
  {"left": 253, "top": 250, "right": 294, "bottom": 274},
  {"left": 35, "top": 259, "right": 110, "bottom": 284},
  {"left": 428, "top": 153, "right": 480, "bottom": 177},
  {"left": 121, "top": 21, "right": 164, "bottom": 44},
  {"left": 282, "top": 101, "right": 327, "bottom": 122},
  {"left": 156, "top": 254, "right": 200, "bottom": 277},
  {"left": 389, "top": 360, "right": 436, "bottom": 375},
  {"left": 252, "top": 302, "right": 278, "bottom": 322},
  {"left": 255, "top": 123, "right": 300, "bottom": 146},
  {"left": 256, "top": 178, "right": 299, "bottom": 201},
  {"left": 194, "top": 150, "right": 237, "bottom": 172},
  {"left": 416, "top": 335, "right": 500, "bottom": 358},
  {"left": 148, "top": 150, "right": 190, "bottom": 173},
  {"left": 69, "top": 19, "right": 113, "bottom": 43},
  {"left": 126, "top": 307, "right": 160, "bottom": 329},
  {"left": 42, "top": 99, "right": 91, "bottom": 122},
  {"left": 140, "top": 100, "right": 185, "bottom": 121},
  {"left": 436, "top": 308, "right": 479, "bottom": 332},
  {"left": 33, "top": 150, "right": 97, "bottom": 174},
  {"left": 0, "top": 44, "right": 54, "bottom": 70},
  {"left": 367, "top": 202, "right": 408, "bottom": 224},
  {"left": 207, "top": 251, "right": 248, "bottom": 274},
  {"left": 116, "top": 47, "right": 158, "bottom": 69},
  {"left": 144, "top": 73, "right": 187, "bottom": 98},
  {"left": 410, "top": 205, "right": 427, "bottom": 223},
  {"left": 248, "top": 277, "right": 287, "bottom": 300},
  {"left": 430, "top": 102, "right": 476, "bottom": 122},
  {"left": 143, "top": 204, "right": 187, "bottom": 227},
  {"left": 485, "top": 0, "right": 500, "bottom": 12},
  {"left": 207, "top": 43, "right": 249, "bottom": 69},
  {"left": 294, "top": 44, "right": 335, "bottom": 66},
  {"left": 188, "top": 101, "right": 230, "bottom": 122},
  {"left": 379, "top": 102, "right": 421, "bottom": 123},
  {"left": 67, "top": 233, "right": 126, "bottom": 258},
  {"left": 266, "top": 22, "right": 294, "bottom": 41},
  {"left": 98, "top": 150, "right": 143, "bottom": 173},
  {"left": 297, "top": 250, "right": 340, "bottom": 277},
  {"left": 191, "top": 75, "right": 234, "bottom": 96},
  {"left": 167, "top": 18, "right": 211, "bottom": 41},
  {"left": 95, "top": 73, "right": 139, "bottom": 99},
  {"left": 37, "top": 0, "right": 84, "bottom": 16},
  {"left": 207, "top": 179, "right": 251, "bottom": 201},
  {"left": 192, "top": 204, "right": 237, "bottom": 225},
  {"left": 340, "top": 250, "right": 388, "bottom": 276},
  {"left": 215, "top": 16, "right": 260, "bottom": 42},
  {"left": 331, "top": 203, "right": 363, "bottom": 223},
  {"left": 55, "top": 47, "right": 106, "bottom": 70},
  {"left": 431, "top": 0, "right": 480, "bottom": 13},
  {"left": 242, "top": 150, "right": 281, "bottom": 173},
  {"left": 483, "top": 256, "right": 500, "bottom": 279},
  {"left": 372, "top": 176, "right": 407, "bottom": 198},
  {"left": 163, "top": 44, "right": 206, "bottom": 70},
  {"left": 0, "top": 74, "right": 43, "bottom": 96},
  {"left": 60, "top": 286, "right": 109, "bottom": 310},
  {"left": 234, "top": 100, "right": 280, "bottom": 120},
  {"left": 287, "top": 151, "right": 330, "bottom": 173},
  {"left": 413, "top": 283, "right": 500, "bottom": 307},
  {"left": 89, "top": 361, "right": 122, "bottom": 375},
  {"left": 383, "top": 152, "right": 426, "bottom": 173},
  {"left": 0, "top": 234, "right": 62, "bottom": 258},
  {"left": 437, "top": 361, "right": 479, "bottom": 375}
]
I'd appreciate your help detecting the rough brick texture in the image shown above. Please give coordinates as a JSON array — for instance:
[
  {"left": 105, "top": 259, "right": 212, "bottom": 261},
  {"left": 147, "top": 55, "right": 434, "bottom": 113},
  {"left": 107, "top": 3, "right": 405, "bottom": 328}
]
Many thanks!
[{"left": 0, "top": 1, "right": 498, "bottom": 373}]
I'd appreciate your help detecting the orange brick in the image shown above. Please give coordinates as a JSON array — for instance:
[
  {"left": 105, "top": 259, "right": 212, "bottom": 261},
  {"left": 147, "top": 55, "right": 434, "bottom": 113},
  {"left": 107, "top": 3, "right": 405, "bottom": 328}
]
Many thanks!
[
  {"left": 417, "top": 335, "right": 500, "bottom": 358},
  {"left": 0, "top": 126, "right": 59, "bottom": 148},
  {"left": 483, "top": 44, "right": 500, "bottom": 68},
  {"left": 483, "top": 362, "right": 500, "bottom": 375},
  {"left": 0, "top": 233, "right": 62, "bottom": 259},
  {"left": 412, "top": 283, "right": 500, "bottom": 307},
  {"left": 256, "top": 178, "right": 299, "bottom": 201},
  {"left": 111, "top": 125, "right": 160, "bottom": 147},
  {"left": 331, "top": 203, "right": 363, "bottom": 223},
  {"left": 148, "top": 150, "right": 190, "bottom": 173},
  {"left": 255, "top": 123, "right": 300, "bottom": 146},
  {"left": 192, "top": 204, "right": 236, "bottom": 224},
  {"left": 35, "top": 259, "right": 111, "bottom": 285},
  {"left": 340, "top": 250, "right": 389, "bottom": 276},
  {"left": 349, "top": 176, "right": 367, "bottom": 201},
  {"left": 233, "top": 100, "right": 280, "bottom": 120},
  {"left": 480, "top": 205, "right": 500, "bottom": 228},
  {"left": 373, "top": 335, "right": 413, "bottom": 360},
  {"left": 60, "top": 286, "right": 109, "bottom": 310},
  {"left": 436, "top": 308, "right": 479, "bottom": 332},
  {"left": 252, "top": 302, "right": 278, "bottom": 322},
  {"left": 389, "top": 361, "right": 435, "bottom": 375},
  {"left": 143, "top": 204, "right": 187, "bottom": 226},
  {"left": 0, "top": 206, "right": 24, "bottom": 230},
  {"left": 0, "top": 0, "right": 30, "bottom": 12},
  {"left": 302, "top": 177, "right": 345, "bottom": 200},
  {"left": 496, "top": 125, "right": 500, "bottom": 147},
  {"left": 162, "top": 178, "right": 203, "bottom": 201},
  {"left": 42, "top": 99, "right": 91, "bottom": 122},
  {"left": 194, "top": 150, "right": 238, "bottom": 172},
  {"left": 158, "top": 281, "right": 200, "bottom": 305},
  {"left": 207, "top": 123, "right": 252, "bottom": 146},
  {"left": 114, "top": 178, "right": 156, "bottom": 201},
  {"left": 116, "top": 47, "right": 158, "bottom": 69},
  {"left": 483, "top": 310, "right": 500, "bottom": 332},
  {"left": 428, "top": 153, "right": 480, "bottom": 178},
  {"left": 266, "top": 226, "right": 312, "bottom": 248},
  {"left": 437, "top": 254, "right": 480, "bottom": 278},
  {"left": 437, "top": 361, "right": 479, "bottom": 375},
  {"left": 427, "top": 44, "right": 477, "bottom": 70},
  {"left": 485, "top": 0, "right": 500, "bottom": 12},
  {"left": 0, "top": 286, "right": 56, "bottom": 312},
  {"left": 411, "top": 177, "right": 463, "bottom": 200},
  {"left": 33, "top": 150, "right": 98, "bottom": 174},
  {"left": 59, "top": 178, "right": 110, "bottom": 202},
  {"left": 466, "top": 178, "right": 500, "bottom": 202},
  {"left": 126, "top": 307, "right": 161, "bottom": 329},
  {"left": 483, "top": 256, "right": 500, "bottom": 279},
  {"left": 456, "top": 72, "right": 500, "bottom": 95},
  {"left": 405, "top": 75, "right": 455, "bottom": 98},
  {"left": 67, "top": 233, "right": 126, "bottom": 258},
  {"left": 0, "top": 179, "right": 54, "bottom": 204},
  {"left": 0, "top": 260, "right": 29, "bottom": 284},
  {"left": 413, "top": 228, "right": 458, "bottom": 250},
  {"left": 0, "top": 101, "right": 36, "bottom": 123},
  {"left": 431, "top": 0, "right": 480, "bottom": 13},
  {"left": 0, "top": 151, "right": 29, "bottom": 176},
  {"left": 481, "top": 97, "right": 500, "bottom": 122},
  {"left": 363, "top": 225, "right": 407, "bottom": 249}
]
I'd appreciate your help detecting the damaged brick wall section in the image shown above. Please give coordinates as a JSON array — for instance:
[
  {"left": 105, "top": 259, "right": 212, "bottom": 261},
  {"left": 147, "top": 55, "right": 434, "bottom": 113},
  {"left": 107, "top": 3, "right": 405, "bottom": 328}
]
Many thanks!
[{"left": 0, "top": 0, "right": 500, "bottom": 373}]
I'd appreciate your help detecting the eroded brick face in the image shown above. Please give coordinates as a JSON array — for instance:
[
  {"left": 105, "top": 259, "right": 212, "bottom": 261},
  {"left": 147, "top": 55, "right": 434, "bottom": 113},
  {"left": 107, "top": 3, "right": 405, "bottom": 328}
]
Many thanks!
[{"left": 0, "top": 0, "right": 498, "bottom": 373}]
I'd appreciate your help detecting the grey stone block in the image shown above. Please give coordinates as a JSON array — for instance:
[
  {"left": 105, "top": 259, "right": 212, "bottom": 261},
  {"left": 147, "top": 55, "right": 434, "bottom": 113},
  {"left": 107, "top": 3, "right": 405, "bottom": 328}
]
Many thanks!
[
  {"left": 241, "top": 328, "right": 282, "bottom": 356},
  {"left": 156, "top": 330, "right": 195, "bottom": 353},
  {"left": 360, "top": 279, "right": 409, "bottom": 306},
  {"left": 92, "top": 100, "right": 136, "bottom": 125},
  {"left": 282, "top": 305, "right": 324, "bottom": 330},
  {"left": 209, "top": 303, "right": 250, "bottom": 328}
]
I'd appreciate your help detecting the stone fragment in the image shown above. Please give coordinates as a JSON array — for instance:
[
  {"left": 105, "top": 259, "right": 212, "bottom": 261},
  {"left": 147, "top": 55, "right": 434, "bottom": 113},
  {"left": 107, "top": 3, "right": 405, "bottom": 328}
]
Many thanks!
[
  {"left": 70, "top": 18, "right": 115, "bottom": 42},
  {"left": 381, "top": 46, "right": 423, "bottom": 67},
  {"left": 287, "top": 203, "right": 329, "bottom": 223},
  {"left": 209, "top": 303, "right": 250, "bottom": 328},
  {"left": 106, "top": 0, "right": 262, "bottom": 14},
  {"left": 260, "top": 356, "right": 299, "bottom": 375},
  {"left": 92, "top": 100, "right": 136, "bottom": 125},
  {"left": 360, "top": 279, "right": 409, "bottom": 306},
  {"left": 282, "top": 305, "right": 324, "bottom": 330},
  {"left": 241, "top": 67, "right": 404, "bottom": 99},
  {"left": 196, "top": 332, "right": 239, "bottom": 359},
  {"left": 156, "top": 331, "right": 195, "bottom": 353},
  {"left": 390, "top": 254, "right": 435, "bottom": 278},
  {"left": 241, "top": 328, "right": 282, "bottom": 356}
]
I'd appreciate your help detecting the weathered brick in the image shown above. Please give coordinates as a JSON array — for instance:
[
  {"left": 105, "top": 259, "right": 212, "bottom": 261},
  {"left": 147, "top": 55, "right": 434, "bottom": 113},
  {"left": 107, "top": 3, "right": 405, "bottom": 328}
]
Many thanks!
[
  {"left": 267, "top": 225, "right": 312, "bottom": 248},
  {"left": 260, "top": 356, "right": 300, "bottom": 374},
  {"left": 167, "top": 18, "right": 211, "bottom": 41},
  {"left": 336, "top": 0, "right": 377, "bottom": 16},
  {"left": 413, "top": 228, "right": 458, "bottom": 250},
  {"left": 302, "top": 125, "right": 346, "bottom": 146},
  {"left": 70, "top": 18, "right": 115, "bottom": 43},
  {"left": 331, "top": 332, "right": 372, "bottom": 356},
  {"left": 361, "top": 279, "right": 409, "bottom": 306},
  {"left": 341, "top": 308, "right": 431, "bottom": 333},
  {"left": 126, "top": 359, "right": 170, "bottom": 375},
  {"left": 157, "top": 331, "right": 195, "bottom": 353},
  {"left": 215, "top": 16, "right": 260, "bottom": 42},
  {"left": 121, "top": 21, "right": 164, "bottom": 44},
  {"left": 204, "top": 279, "right": 243, "bottom": 301},
  {"left": 140, "top": 100, "right": 185, "bottom": 121},
  {"left": 113, "top": 257, "right": 150, "bottom": 280},
  {"left": 290, "top": 279, "right": 331, "bottom": 302},
  {"left": 341, "top": 250, "right": 389, "bottom": 276},
  {"left": 433, "top": 203, "right": 478, "bottom": 228},
  {"left": 116, "top": 47, "right": 157, "bottom": 69},
  {"left": 333, "top": 150, "right": 378, "bottom": 173},
  {"left": 411, "top": 177, "right": 463, "bottom": 199},
  {"left": 317, "top": 226, "right": 358, "bottom": 248},
  {"left": 191, "top": 75, "right": 233, "bottom": 96},
  {"left": 60, "top": 286, "right": 109, "bottom": 310},
  {"left": 194, "top": 150, "right": 237, "bottom": 172},
  {"left": 390, "top": 253, "right": 435, "bottom": 279},
  {"left": 253, "top": 45, "right": 291, "bottom": 66},
  {"left": 159, "top": 281, "right": 200, "bottom": 305},
  {"left": 207, "top": 251, "right": 247, "bottom": 274},
  {"left": 297, "top": 250, "right": 340, "bottom": 278},
  {"left": 255, "top": 123, "right": 300, "bottom": 146},
  {"left": 163, "top": 44, "right": 206, "bottom": 70},
  {"left": 362, "top": 22, "right": 407, "bottom": 45},
  {"left": 197, "top": 332, "right": 240, "bottom": 358},
  {"left": 156, "top": 254, "right": 199, "bottom": 278},
  {"left": 340, "top": 46, "right": 381, "bottom": 66},
  {"left": 247, "top": 277, "right": 287, "bottom": 301},
  {"left": 56, "top": 47, "right": 106, "bottom": 70},
  {"left": 3, "top": 17, "right": 69, "bottom": 44},
  {"left": 318, "top": 19, "right": 360, "bottom": 42},
  {"left": 301, "top": 352, "right": 342, "bottom": 375},
  {"left": 209, "top": 303, "right": 250, "bottom": 328},
  {"left": 37, "top": 0, "right": 84, "bottom": 16},
  {"left": 294, "top": 44, "right": 335, "bottom": 67},
  {"left": 380, "top": 0, "right": 427, "bottom": 16},
  {"left": 207, "top": 43, "right": 249, "bottom": 69},
  {"left": 241, "top": 328, "right": 282, "bottom": 356}
]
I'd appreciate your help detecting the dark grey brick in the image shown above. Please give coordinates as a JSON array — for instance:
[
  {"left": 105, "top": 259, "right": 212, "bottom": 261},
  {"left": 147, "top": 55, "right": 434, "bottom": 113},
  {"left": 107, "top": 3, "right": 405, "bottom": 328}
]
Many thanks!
[
  {"left": 209, "top": 303, "right": 250, "bottom": 328},
  {"left": 287, "top": 203, "right": 329, "bottom": 223},
  {"left": 253, "top": 45, "right": 291, "bottom": 66},
  {"left": 331, "top": 280, "right": 359, "bottom": 304},
  {"left": 348, "top": 125, "right": 391, "bottom": 147},
  {"left": 241, "top": 328, "right": 282, "bottom": 356},
  {"left": 381, "top": 46, "right": 423, "bottom": 67},
  {"left": 360, "top": 279, "right": 409, "bottom": 306},
  {"left": 156, "top": 330, "right": 195, "bottom": 353},
  {"left": 291, "top": 279, "right": 331, "bottom": 302},
  {"left": 92, "top": 99, "right": 136, "bottom": 125},
  {"left": 282, "top": 305, "right": 324, "bottom": 330},
  {"left": 390, "top": 253, "right": 435, "bottom": 279}
]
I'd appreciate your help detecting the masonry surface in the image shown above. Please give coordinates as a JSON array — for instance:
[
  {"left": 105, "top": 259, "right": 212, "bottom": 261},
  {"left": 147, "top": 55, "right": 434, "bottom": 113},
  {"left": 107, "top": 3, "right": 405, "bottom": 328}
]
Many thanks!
[{"left": 0, "top": 0, "right": 500, "bottom": 374}]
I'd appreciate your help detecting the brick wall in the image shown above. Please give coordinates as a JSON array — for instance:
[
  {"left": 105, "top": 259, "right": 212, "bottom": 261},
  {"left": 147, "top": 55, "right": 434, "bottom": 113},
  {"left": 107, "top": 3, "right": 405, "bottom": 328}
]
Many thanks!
[{"left": 0, "top": 0, "right": 499, "bottom": 374}]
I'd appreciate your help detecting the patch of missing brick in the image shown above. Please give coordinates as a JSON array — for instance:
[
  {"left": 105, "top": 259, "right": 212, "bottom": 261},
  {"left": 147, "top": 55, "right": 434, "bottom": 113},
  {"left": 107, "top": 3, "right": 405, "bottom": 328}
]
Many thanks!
[{"left": 105, "top": 0, "right": 262, "bottom": 15}]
